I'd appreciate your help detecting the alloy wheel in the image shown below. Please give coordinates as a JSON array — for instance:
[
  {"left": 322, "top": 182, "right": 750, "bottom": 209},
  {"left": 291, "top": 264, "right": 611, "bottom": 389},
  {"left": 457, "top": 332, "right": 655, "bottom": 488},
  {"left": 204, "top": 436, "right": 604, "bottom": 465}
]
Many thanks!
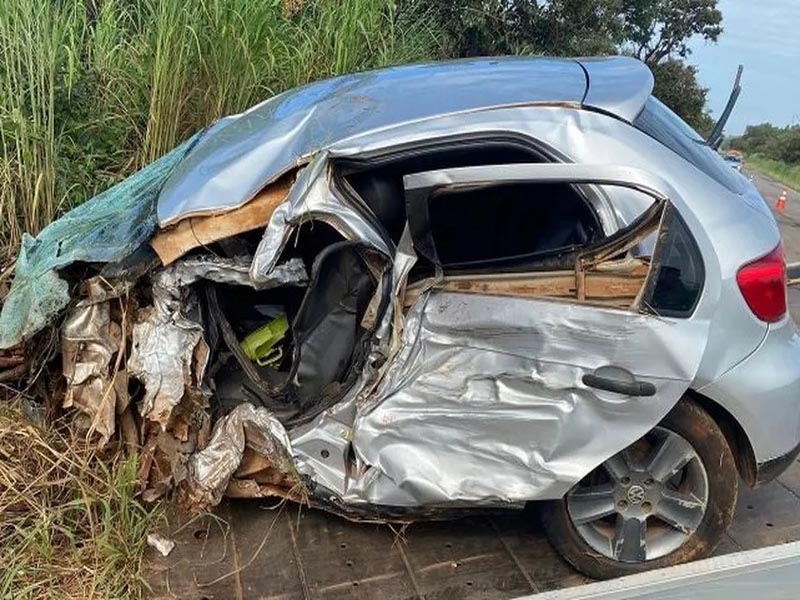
[{"left": 566, "top": 426, "right": 709, "bottom": 562}]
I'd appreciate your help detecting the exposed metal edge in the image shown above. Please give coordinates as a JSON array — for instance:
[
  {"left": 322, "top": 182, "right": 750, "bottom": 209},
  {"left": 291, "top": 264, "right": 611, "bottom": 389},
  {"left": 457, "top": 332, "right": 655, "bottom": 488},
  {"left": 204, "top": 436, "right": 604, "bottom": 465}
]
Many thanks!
[{"left": 517, "top": 541, "right": 800, "bottom": 600}]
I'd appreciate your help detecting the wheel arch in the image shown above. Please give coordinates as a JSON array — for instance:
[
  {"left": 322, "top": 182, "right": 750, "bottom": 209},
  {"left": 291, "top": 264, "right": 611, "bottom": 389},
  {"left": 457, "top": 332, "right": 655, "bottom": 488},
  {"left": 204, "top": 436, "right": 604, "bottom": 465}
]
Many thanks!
[{"left": 685, "top": 389, "right": 758, "bottom": 488}]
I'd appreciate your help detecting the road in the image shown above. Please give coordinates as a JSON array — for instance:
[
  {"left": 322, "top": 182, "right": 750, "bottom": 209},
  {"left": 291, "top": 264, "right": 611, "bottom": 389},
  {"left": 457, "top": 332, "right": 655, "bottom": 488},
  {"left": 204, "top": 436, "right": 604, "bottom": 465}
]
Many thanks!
[
  {"left": 746, "top": 169, "right": 800, "bottom": 264},
  {"left": 148, "top": 171, "right": 800, "bottom": 600}
]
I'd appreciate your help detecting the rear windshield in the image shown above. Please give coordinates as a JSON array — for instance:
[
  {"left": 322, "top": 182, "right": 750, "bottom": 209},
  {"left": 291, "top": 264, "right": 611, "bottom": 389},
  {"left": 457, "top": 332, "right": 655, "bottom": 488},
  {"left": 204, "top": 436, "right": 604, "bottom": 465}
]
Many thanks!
[{"left": 634, "top": 97, "right": 743, "bottom": 194}]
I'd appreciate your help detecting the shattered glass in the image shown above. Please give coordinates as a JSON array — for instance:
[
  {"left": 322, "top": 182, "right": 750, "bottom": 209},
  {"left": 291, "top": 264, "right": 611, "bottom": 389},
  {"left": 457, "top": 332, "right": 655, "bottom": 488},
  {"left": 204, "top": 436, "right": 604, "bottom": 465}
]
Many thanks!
[{"left": 0, "top": 133, "right": 202, "bottom": 349}]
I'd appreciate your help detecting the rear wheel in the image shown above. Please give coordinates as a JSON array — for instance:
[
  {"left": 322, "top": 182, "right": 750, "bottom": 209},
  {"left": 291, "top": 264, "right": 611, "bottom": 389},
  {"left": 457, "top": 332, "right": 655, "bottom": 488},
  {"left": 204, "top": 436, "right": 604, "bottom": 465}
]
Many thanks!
[{"left": 541, "top": 398, "right": 738, "bottom": 579}]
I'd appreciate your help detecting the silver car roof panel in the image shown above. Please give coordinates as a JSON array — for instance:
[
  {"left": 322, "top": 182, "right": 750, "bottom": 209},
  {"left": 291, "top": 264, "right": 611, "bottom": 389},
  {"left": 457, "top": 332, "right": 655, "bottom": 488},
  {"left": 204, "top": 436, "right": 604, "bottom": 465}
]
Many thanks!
[
  {"left": 578, "top": 56, "right": 654, "bottom": 122},
  {"left": 156, "top": 56, "right": 653, "bottom": 226}
]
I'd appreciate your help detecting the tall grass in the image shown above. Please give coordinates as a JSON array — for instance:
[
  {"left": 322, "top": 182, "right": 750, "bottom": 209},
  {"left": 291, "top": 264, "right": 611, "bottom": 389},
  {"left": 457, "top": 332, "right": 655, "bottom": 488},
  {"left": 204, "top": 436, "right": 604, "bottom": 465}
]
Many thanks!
[
  {"left": 746, "top": 154, "right": 800, "bottom": 192},
  {"left": 0, "top": 407, "right": 162, "bottom": 599},
  {"left": 0, "top": 2, "right": 85, "bottom": 251},
  {"left": 0, "top": 0, "right": 445, "bottom": 252}
]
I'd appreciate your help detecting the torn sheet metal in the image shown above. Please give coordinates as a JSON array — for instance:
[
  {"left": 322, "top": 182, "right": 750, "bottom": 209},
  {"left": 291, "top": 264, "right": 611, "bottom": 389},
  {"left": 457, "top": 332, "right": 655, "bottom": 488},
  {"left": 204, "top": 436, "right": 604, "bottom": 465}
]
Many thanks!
[
  {"left": 156, "top": 57, "right": 597, "bottom": 226},
  {"left": 0, "top": 133, "right": 202, "bottom": 350},
  {"left": 158, "top": 255, "right": 307, "bottom": 290},
  {"left": 61, "top": 299, "right": 125, "bottom": 446},
  {"left": 128, "top": 274, "right": 209, "bottom": 428},
  {"left": 181, "top": 403, "right": 297, "bottom": 511},
  {"left": 250, "top": 154, "right": 390, "bottom": 283},
  {"left": 342, "top": 291, "right": 709, "bottom": 507},
  {"left": 288, "top": 225, "right": 417, "bottom": 498}
]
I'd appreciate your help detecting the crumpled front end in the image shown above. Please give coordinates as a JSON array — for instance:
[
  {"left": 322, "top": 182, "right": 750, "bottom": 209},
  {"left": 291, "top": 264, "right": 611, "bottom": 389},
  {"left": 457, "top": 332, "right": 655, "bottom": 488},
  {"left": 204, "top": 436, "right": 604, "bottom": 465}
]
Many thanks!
[
  {"left": 1, "top": 119, "right": 706, "bottom": 520},
  {"left": 0, "top": 141, "right": 397, "bottom": 510}
]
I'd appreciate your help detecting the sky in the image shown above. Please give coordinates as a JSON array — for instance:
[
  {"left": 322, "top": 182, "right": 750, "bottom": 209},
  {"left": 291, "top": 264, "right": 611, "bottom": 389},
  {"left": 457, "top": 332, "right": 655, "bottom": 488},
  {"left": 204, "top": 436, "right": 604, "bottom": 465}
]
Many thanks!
[{"left": 688, "top": 0, "right": 800, "bottom": 134}]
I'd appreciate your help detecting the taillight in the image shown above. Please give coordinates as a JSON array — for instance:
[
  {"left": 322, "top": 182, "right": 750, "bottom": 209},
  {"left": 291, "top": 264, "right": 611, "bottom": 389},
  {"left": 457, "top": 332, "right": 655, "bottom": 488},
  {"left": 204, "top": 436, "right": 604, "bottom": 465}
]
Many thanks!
[{"left": 736, "top": 243, "right": 787, "bottom": 322}]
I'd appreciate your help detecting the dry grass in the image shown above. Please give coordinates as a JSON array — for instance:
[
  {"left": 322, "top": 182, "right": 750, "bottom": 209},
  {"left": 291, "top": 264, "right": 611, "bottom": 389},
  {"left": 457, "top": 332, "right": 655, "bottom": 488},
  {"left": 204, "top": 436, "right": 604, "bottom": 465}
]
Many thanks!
[{"left": 0, "top": 405, "right": 163, "bottom": 599}]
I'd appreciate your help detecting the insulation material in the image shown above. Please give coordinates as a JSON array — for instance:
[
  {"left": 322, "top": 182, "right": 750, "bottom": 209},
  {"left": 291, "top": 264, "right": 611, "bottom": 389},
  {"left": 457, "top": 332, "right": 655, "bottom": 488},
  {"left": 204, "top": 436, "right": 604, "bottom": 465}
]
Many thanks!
[
  {"left": 61, "top": 279, "right": 130, "bottom": 446},
  {"left": 180, "top": 403, "right": 298, "bottom": 511},
  {"left": 150, "top": 176, "right": 293, "bottom": 266},
  {"left": 0, "top": 133, "right": 202, "bottom": 349},
  {"left": 128, "top": 274, "right": 208, "bottom": 428}
]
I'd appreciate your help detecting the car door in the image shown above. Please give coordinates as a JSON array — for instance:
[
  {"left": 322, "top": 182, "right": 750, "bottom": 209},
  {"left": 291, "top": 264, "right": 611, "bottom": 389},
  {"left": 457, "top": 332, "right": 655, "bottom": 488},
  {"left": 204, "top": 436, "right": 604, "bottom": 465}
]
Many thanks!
[{"left": 349, "top": 163, "right": 710, "bottom": 508}]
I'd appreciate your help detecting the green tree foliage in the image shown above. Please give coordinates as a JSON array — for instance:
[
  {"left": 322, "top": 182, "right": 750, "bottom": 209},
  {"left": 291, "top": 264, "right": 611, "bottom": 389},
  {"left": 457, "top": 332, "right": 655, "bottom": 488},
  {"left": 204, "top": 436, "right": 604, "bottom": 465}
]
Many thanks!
[
  {"left": 418, "top": 0, "right": 722, "bottom": 131},
  {"left": 417, "top": 0, "right": 622, "bottom": 57},
  {"left": 729, "top": 124, "right": 800, "bottom": 165},
  {"left": 622, "top": 0, "right": 722, "bottom": 64}
]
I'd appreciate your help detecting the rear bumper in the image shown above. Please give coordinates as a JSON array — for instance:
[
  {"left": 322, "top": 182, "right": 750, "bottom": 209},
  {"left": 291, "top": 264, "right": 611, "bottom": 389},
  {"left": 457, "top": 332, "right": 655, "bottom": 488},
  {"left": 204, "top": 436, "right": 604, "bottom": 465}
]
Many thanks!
[
  {"left": 756, "top": 438, "right": 800, "bottom": 485},
  {"left": 699, "top": 316, "right": 800, "bottom": 474}
]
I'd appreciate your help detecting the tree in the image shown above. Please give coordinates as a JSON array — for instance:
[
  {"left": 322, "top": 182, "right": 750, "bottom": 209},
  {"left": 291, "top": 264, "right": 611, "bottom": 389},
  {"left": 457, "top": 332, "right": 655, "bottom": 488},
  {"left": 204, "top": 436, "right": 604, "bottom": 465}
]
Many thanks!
[
  {"left": 417, "top": 0, "right": 624, "bottom": 58},
  {"left": 621, "top": 0, "right": 722, "bottom": 65},
  {"left": 650, "top": 59, "right": 714, "bottom": 134},
  {"left": 729, "top": 124, "right": 800, "bottom": 164},
  {"left": 413, "top": 0, "right": 721, "bottom": 129}
]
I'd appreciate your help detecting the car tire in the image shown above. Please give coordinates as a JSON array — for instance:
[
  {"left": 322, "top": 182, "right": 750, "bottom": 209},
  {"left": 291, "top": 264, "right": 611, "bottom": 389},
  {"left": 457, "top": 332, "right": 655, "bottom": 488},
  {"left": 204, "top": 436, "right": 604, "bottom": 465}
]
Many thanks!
[{"left": 540, "top": 397, "right": 738, "bottom": 580}]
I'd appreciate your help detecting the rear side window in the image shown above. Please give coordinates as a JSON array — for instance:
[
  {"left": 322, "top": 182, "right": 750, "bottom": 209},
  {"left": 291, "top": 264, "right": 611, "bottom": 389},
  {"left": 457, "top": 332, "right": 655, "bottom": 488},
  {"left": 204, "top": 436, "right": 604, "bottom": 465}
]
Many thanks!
[
  {"left": 643, "top": 205, "right": 704, "bottom": 317},
  {"left": 634, "top": 97, "right": 743, "bottom": 194},
  {"left": 428, "top": 182, "right": 601, "bottom": 271}
]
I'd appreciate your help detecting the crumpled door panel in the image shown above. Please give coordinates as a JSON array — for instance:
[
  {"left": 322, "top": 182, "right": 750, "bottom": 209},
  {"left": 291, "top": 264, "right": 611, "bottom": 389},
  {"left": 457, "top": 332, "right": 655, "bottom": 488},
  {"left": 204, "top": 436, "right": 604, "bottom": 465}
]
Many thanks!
[{"left": 349, "top": 291, "right": 708, "bottom": 507}]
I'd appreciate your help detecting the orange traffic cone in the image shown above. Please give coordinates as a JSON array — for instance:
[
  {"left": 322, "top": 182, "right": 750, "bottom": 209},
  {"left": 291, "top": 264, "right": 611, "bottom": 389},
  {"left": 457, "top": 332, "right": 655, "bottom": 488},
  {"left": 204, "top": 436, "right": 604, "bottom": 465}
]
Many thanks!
[{"left": 776, "top": 190, "right": 788, "bottom": 212}]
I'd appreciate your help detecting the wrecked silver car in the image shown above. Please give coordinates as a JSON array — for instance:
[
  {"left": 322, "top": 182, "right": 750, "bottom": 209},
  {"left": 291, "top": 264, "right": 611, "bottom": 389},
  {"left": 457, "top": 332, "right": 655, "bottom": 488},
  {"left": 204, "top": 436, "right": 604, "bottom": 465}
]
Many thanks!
[{"left": 3, "top": 56, "right": 800, "bottom": 579}]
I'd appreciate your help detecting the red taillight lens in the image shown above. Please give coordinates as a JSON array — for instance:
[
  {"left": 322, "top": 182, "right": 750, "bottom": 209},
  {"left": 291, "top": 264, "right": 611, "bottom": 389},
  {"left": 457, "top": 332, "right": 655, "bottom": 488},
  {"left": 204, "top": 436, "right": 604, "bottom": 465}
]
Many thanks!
[{"left": 736, "top": 243, "right": 787, "bottom": 322}]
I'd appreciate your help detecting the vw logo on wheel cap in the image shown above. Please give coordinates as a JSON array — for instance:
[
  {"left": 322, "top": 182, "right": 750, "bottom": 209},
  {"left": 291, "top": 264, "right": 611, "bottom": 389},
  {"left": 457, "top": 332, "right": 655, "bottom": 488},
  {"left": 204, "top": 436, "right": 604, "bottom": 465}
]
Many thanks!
[{"left": 626, "top": 485, "right": 646, "bottom": 505}]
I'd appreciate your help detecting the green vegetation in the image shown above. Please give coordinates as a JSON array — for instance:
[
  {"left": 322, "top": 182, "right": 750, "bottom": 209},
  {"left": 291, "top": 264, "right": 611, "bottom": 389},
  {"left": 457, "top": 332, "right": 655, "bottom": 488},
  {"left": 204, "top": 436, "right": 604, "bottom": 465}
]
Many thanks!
[
  {"left": 0, "top": 0, "right": 725, "bottom": 252},
  {"left": 745, "top": 154, "right": 800, "bottom": 192},
  {"left": 0, "top": 407, "right": 162, "bottom": 599},
  {"left": 728, "top": 124, "right": 800, "bottom": 190},
  {"left": 729, "top": 123, "right": 800, "bottom": 165},
  {"left": 417, "top": 0, "right": 722, "bottom": 133},
  {"left": 0, "top": 0, "right": 444, "bottom": 251}
]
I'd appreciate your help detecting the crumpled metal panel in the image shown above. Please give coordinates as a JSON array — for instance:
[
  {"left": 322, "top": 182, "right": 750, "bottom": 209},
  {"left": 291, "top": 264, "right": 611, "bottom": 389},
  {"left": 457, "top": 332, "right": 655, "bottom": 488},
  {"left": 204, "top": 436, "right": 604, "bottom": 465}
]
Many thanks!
[
  {"left": 250, "top": 154, "right": 391, "bottom": 282},
  {"left": 158, "top": 255, "right": 307, "bottom": 290},
  {"left": 61, "top": 296, "right": 125, "bottom": 446},
  {"left": 129, "top": 254, "right": 308, "bottom": 428},
  {"left": 346, "top": 292, "right": 708, "bottom": 507},
  {"left": 181, "top": 403, "right": 295, "bottom": 510},
  {"left": 128, "top": 273, "right": 208, "bottom": 428},
  {"left": 288, "top": 227, "right": 419, "bottom": 497},
  {"left": 156, "top": 57, "right": 594, "bottom": 226}
]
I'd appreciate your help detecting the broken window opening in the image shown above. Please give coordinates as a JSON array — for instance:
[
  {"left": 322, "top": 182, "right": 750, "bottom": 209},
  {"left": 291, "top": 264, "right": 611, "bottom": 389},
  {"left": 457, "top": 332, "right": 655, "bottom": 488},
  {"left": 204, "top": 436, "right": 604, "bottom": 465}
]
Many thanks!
[
  {"left": 338, "top": 137, "right": 561, "bottom": 246},
  {"left": 426, "top": 181, "right": 602, "bottom": 273},
  {"left": 404, "top": 199, "right": 667, "bottom": 312}
]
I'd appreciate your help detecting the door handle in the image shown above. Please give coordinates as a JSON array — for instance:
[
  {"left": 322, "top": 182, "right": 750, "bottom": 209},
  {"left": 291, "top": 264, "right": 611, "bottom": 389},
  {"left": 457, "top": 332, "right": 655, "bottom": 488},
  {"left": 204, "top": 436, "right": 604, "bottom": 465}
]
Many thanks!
[{"left": 582, "top": 374, "right": 656, "bottom": 397}]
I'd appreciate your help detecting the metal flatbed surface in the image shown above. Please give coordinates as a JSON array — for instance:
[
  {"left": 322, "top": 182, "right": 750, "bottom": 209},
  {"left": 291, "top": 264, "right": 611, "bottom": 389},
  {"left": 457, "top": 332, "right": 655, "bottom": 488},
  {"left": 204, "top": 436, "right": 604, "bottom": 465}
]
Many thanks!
[{"left": 146, "top": 456, "right": 800, "bottom": 599}]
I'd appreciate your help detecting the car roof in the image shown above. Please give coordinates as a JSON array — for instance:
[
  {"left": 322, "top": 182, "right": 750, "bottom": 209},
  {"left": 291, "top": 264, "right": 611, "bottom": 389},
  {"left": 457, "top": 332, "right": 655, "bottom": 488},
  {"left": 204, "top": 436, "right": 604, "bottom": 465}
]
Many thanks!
[{"left": 157, "top": 56, "right": 654, "bottom": 226}]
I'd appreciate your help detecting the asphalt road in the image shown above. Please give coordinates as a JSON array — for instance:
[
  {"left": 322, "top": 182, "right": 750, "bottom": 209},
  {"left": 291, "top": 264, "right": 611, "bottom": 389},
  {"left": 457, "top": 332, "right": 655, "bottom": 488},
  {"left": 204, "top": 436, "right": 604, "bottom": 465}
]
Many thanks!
[
  {"left": 148, "top": 169, "right": 800, "bottom": 600},
  {"left": 746, "top": 169, "right": 800, "bottom": 264}
]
